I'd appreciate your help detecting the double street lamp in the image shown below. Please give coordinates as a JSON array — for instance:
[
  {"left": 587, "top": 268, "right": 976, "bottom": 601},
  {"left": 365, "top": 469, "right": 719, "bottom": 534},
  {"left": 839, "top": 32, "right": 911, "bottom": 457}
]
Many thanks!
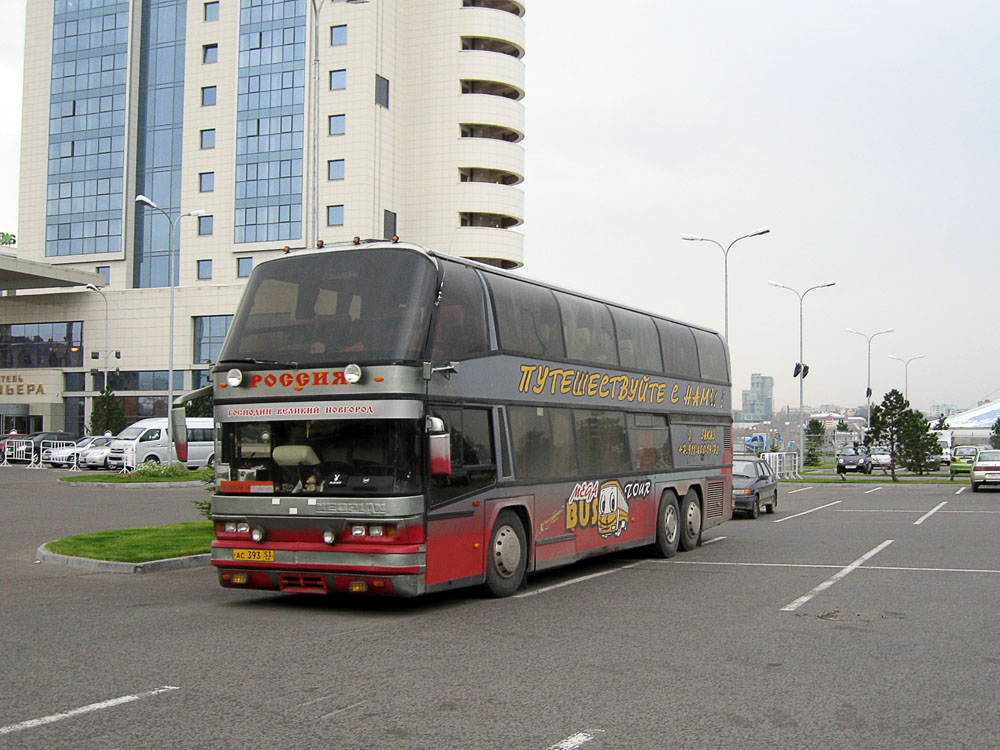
[
  {"left": 681, "top": 227, "right": 770, "bottom": 342},
  {"left": 888, "top": 354, "right": 925, "bottom": 402},
  {"left": 845, "top": 327, "right": 894, "bottom": 431},
  {"left": 134, "top": 195, "right": 204, "bottom": 465},
  {"left": 769, "top": 279, "right": 836, "bottom": 469}
]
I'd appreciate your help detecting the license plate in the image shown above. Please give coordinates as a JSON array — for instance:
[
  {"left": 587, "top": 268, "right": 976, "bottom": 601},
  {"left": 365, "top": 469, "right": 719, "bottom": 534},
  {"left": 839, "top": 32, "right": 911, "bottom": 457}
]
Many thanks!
[
  {"left": 987, "top": 473, "right": 1000, "bottom": 480},
  {"left": 232, "top": 548, "right": 274, "bottom": 562}
]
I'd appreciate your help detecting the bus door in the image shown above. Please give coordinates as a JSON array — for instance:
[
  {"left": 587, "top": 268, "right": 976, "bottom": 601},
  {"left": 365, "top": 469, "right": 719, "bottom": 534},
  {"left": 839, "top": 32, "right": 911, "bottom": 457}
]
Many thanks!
[{"left": 424, "top": 406, "right": 497, "bottom": 589}]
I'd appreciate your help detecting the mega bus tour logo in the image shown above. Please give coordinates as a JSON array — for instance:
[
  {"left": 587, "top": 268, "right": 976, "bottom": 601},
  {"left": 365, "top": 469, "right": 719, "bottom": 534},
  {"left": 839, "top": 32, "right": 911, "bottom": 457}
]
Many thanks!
[{"left": 565, "top": 479, "right": 651, "bottom": 538}]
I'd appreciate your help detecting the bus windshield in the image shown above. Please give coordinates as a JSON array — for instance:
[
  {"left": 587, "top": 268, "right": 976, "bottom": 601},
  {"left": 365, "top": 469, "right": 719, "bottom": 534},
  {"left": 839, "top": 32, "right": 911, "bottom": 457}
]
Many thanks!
[
  {"left": 219, "top": 249, "right": 438, "bottom": 366},
  {"left": 221, "top": 418, "right": 423, "bottom": 497}
]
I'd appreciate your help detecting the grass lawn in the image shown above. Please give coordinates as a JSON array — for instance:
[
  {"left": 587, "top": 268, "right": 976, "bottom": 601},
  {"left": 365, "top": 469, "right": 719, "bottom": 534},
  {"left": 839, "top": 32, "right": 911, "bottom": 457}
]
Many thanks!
[
  {"left": 46, "top": 521, "right": 213, "bottom": 562},
  {"left": 60, "top": 468, "right": 212, "bottom": 484}
]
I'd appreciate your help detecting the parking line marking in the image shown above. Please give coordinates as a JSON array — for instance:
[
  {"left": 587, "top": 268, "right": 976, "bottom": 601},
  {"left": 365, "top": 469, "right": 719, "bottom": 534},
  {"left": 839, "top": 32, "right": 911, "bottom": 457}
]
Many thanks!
[
  {"left": 545, "top": 730, "right": 604, "bottom": 749},
  {"left": 955, "top": 487, "right": 966, "bottom": 495},
  {"left": 0, "top": 686, "right": 179, "bottom": 736},
  {"left": 667, "top": 560, "right": 1000, "bottom": 575},
  {"left": 914, "top": 501, "right": 948, "bottom": 525},
  {"left": 515, "top": 561, "right": 642, "bottom": 599},
  {"left": 773, "top": 500, "right": 841, "bottom": 523},
  {"left": 787, "top": 487, "right": 812, "bottom": 495},
  {"left": 701, "top": 536, "right": 726, "bottom": 545},
  {"left": 864, "top": 487, "right": 883, "bottom": 494},
  {"left": 780, "top": 539, "right": 895, "bottom": 612}
]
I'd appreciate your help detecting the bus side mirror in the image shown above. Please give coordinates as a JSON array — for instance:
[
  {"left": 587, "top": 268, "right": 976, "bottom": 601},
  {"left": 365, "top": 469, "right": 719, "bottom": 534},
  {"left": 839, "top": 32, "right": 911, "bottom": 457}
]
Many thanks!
[
  {"left": 426, "top": 416, "right": 451, "bottom": 477},
  {"left": 171, "top": 405, "right": 188, "bottom": 462}
]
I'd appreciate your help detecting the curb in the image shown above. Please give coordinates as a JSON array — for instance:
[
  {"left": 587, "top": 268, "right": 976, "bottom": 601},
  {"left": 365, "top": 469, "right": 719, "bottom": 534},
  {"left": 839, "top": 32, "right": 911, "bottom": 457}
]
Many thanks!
[
  {"left": 56, "top": 480, "right": 206, "bottom": 489},
  {"left": 36, "top": 543, "right": 211, "bottom": 574}
]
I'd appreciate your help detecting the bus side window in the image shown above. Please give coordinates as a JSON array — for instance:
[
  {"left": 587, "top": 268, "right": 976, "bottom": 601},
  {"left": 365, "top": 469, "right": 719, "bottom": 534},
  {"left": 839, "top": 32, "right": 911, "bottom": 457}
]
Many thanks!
[
  {"left": 430, "top": 263, "right": 488, "bottom": 361},
  {"left": 429, "top": 406, "right": 496, "bottom": 506}
]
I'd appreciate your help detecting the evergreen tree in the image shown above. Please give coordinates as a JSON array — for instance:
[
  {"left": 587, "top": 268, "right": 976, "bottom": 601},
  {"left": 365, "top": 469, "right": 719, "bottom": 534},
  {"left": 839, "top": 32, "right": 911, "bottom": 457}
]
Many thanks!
[
  {"left": 88, "top": 387, "right": 126, "bottom": 437},
  {"left": 934, "top": 415, "right": 949, "bottom": 431},
  {"left": 865, "top": 389, "right": 909, "bottom": 482},
  {"left": 991, "top": 418, "right": 1000, "bottom": 449},
  {"left": 804, "top": 419, "right": 825, "bottom": 466},
  {"left": 898, "top": 409, "right": 940, "bottom": 475},
  {"left": 185, "top": 393, "right": 213, "bottom": 418}
]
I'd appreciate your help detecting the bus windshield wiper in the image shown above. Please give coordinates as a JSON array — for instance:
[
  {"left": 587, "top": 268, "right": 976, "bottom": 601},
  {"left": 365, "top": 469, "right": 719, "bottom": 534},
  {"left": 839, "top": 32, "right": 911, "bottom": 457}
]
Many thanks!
[{"left": 219, "top": 358, "right": 300, "bottom": 369}]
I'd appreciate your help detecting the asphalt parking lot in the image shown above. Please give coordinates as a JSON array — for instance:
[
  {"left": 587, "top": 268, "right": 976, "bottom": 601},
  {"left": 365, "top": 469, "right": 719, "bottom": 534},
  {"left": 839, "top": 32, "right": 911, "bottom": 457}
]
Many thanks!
[{"left": 1, "top": 468, "right": 999, "bottom": 749}]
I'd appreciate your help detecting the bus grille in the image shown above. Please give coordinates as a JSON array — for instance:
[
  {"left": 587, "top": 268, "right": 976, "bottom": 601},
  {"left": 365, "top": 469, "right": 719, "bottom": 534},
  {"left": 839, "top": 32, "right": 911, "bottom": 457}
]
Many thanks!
[
  {"left": 723, "top": 426, "right": 732, "bottom": 451},
  {"left": 279, "top": 574, "right": 329, "bottom": 594},
  {"left": 705, "top": 481, "right": 725, "bottom": 520}
]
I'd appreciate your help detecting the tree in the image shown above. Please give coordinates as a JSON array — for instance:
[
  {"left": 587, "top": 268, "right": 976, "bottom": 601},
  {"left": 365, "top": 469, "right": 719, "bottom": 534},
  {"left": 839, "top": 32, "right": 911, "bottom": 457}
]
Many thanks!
[
  {"left": 88, "top": 387, "right": 126, "bottom": 437},
  {"left": 898, "top": 409, "right": 940, "bottom": 475},
  {"left": 804, "top": 419, "right": 825, "bottom": 466},
  {"left": 865, "top": 389, "right": 909, "bottom": 481},
  {"left": 836, "top": 421, "right": 850, "bottom": 432},
  {"left": 934, "top": 415, "right": 949, "bottom": 431},
  {"left": 185, "top": 393, "right": 213, "bottom": 418},
  {"left": 991, "top": 418, "right": 1000, "bottom": 449}
]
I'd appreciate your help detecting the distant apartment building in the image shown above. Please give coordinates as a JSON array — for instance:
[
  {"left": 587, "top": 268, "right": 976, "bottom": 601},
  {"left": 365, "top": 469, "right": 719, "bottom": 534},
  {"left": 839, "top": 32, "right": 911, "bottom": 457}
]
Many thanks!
[
  {"left": 3, "top": 0, "right": 526, "bottom": 434},
  {"left": 928, "top": 404, "right": 963, "bottom": 420},
  {"left": 736, "top": 373, "right": 773, "bottom": 423}
]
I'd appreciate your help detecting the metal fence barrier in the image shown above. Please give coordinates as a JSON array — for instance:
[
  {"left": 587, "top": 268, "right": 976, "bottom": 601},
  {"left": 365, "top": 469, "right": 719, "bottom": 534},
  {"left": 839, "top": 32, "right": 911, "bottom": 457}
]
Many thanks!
[{"left": 761, "top": 451, "right": 801, "bottom": 480}]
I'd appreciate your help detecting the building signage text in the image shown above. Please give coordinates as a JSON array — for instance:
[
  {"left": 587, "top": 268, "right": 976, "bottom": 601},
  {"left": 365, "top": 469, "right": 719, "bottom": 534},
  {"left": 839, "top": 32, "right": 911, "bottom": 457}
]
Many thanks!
[
  {"left": 248, "top": 371, "right": 350, "bottom": 390},
  {"left": 0, "top": 374, "right": 45, "bottom": 396}
]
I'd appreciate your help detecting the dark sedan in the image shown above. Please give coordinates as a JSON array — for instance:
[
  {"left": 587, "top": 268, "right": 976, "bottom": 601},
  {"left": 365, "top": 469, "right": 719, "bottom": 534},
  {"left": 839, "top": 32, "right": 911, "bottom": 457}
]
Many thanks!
[
  {"left": 732, "top": 455, "right": 778, "bottom": 519},
  {"left": 837, "top": 447, "right": 871, "bottom": 475}
]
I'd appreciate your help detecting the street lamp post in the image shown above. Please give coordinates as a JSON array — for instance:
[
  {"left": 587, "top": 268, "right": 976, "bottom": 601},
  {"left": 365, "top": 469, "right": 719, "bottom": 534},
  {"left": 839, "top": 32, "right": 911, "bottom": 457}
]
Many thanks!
[
  {"left": 769, "top": 279, "right": 836, "bottom": 469},
  {"left": 845, "top": 327, "right": 894, "bottom": 432},
  {"left": 888, "top": 354, "right": 926, "bottom": 402},
  {"left": 134, "top": 195, "right": 204, "bottom": 465},
  {"left": 681, "top": 227, "right": 770, "bottom": 342},
  {"left": 85, "top": 283, "right": 109, "bottom": 391},
  {"left": 310, "top": 0, "right": 327, "bottom": 249}
]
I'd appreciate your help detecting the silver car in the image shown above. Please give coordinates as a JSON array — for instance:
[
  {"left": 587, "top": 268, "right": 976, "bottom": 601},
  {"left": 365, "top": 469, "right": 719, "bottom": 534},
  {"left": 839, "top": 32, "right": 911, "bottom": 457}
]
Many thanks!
[
  {"left": 45, "top": 436, "right": 109, "bottom": 468},
  {"left": 80, "top": 441, "right": 114, "bottom": 470}
]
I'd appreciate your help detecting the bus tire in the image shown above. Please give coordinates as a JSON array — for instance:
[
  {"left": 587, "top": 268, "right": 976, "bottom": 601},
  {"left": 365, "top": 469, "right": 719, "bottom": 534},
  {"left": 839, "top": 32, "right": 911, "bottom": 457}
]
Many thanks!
[
  {"left": 654, "top": 492, "right": 680, "bottom": 558},
  {"left": 679, "top": 489, "right": 702, "bottom": 551},
  {"left": 485, "top": 510, "right": 527, "bottom": 597}
]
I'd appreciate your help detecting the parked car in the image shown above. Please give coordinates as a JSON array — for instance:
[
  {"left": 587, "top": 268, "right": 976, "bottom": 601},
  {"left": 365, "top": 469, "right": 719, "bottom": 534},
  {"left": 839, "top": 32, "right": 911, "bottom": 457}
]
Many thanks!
[
  {"left": 44, "top": 435, "right": 112, "bottom": 468},
  {"left": 80, "top": 442, "right": 114, "bottom": 470},
  {"left": 836, "top": 447, "right": 871, "bottom": 475},
  {"left": 732, "top": 455, "right": 778, "bottom": 518},
  {"left": 0, "top": 433, "right": 27, "bottom": 458},
  {"left": 970, "top": 449, "right": 1000, "bottom": 492},
  {"left": 869, "top": 446, "right": 893, "bottom": 470},
  {"left": 950, "top": 445, "right": 981, "bottom": 479},
  {"left": 8, "top": 431, "right": 75, "bottom": 463}
]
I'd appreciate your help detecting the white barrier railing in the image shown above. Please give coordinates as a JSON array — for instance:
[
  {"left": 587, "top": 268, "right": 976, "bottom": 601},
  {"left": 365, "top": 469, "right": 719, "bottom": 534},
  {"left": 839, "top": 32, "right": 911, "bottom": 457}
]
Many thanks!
[
  {"left": 120, "top": 444, "right": 136, "bottom": 474},
  {"left": 3, "top": 439, "right": 37, "bottom": 467},
  {"left": 762, "top": 451, "right": 801, "bottom": 480},
  {"left": 41, "top": 440, "right": 76, "bottom": 469}
]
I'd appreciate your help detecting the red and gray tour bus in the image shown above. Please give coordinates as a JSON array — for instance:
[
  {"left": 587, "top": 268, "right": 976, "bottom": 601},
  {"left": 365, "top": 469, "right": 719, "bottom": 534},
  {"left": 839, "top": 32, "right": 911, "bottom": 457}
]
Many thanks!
[{"left": 177, "top": 240, "right": 733, "bottom": 598}]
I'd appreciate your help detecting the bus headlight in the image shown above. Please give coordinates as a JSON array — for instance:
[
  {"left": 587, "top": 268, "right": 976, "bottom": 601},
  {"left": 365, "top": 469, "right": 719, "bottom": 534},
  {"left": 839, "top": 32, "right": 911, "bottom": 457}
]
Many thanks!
[
  {"left": 251, "top": 527, "right": 265, "bottom": 543},
  {"left": 322, "top": 529, "right": 337, "bottom": 545},
  {"left": 226, "top": 368, "right": 244, "bottom": 387},
  {"left": 344, "top": 364, "right": 362, "bottom": 384}
]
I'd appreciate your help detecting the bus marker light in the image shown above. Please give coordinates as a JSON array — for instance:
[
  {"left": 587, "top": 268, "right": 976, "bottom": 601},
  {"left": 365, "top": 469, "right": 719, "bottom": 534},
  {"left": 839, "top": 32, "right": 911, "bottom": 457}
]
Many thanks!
[
  {"left": 344, "top": 364, "right": 362, "bottom": 384},
  {"left": 374, "top": 376, "right": 384, "bottom": 382},
  {"left": 251, "top": 527, "right": 265, "bottom": 543},
  {"left": 369, "top": 525, "right": 384, "bottom": 537},
  {"left": 231, "top": 573, "right": 248, "bottom": 585},
  {"left": 226, "top": 369, "right": 244, "bottom": 387},
  {"left": 322, "top": 529, "right": 337, "bottom": 545},
  {"left": 349, "top": 581, "right": 368, "bottom": 593},
  {"left": 351, "top": 525, "right": 367, "bottom": 536}
]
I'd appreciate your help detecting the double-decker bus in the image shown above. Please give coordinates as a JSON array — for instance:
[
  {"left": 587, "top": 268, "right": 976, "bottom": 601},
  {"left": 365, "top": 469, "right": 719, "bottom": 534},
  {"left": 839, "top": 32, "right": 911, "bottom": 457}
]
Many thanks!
[{"left": 179, "top": 240, "right": 732, "bottom": 598}]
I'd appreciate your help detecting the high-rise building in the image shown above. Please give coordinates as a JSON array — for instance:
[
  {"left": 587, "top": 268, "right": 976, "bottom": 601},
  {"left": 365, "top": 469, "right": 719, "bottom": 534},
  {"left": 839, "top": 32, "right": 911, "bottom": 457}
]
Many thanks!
[
  {"left": 736, "top": 373, "right": 773, "bottom": 423},
  {"left": 3, "top": 0, "right": 526, "bottom": 434}
]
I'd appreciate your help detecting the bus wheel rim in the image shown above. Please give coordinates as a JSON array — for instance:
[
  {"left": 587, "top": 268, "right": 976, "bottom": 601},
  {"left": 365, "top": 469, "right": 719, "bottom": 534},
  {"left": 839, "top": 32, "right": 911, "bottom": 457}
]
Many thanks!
[
  {"left": 685, "top": 502, "right": 701, "bottom": 536},
  {"left": 664, "top": 504, "right": 678, "bottom": 542},
  {"left": 493, "top": 525, "right": 521, "bottom": 578}
]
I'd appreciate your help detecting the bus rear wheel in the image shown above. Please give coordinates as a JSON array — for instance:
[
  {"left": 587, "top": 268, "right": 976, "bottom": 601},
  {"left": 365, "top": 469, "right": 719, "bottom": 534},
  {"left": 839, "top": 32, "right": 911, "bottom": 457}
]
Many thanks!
[
  {"left": 679, "top": 489, "right": 702, "bottom": 551},
  {"left": 654, "top": 492, "right": 680, "bottom": 558},
  {"left": 485, "top": 510, "right": 527, "bottom": 597}
]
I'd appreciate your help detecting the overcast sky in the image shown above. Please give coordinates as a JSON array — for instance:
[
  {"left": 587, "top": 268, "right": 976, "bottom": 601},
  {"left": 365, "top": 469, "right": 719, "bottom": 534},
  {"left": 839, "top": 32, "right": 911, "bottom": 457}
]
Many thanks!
[{"left": 2, "top": 0, "right": 998, "bottom": 415}]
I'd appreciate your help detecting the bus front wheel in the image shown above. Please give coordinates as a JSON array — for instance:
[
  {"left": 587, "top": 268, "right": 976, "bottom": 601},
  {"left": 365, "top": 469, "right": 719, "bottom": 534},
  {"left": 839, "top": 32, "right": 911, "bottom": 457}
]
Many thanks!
[
  {"left": 654, "top": 492, "right": 680, "bottom": 558},
  {"left": 485, "top": 510, "right": 527, "bottom": 597},
  {"left": 679, "top": 490, "right": 702, "bottom": 551}
]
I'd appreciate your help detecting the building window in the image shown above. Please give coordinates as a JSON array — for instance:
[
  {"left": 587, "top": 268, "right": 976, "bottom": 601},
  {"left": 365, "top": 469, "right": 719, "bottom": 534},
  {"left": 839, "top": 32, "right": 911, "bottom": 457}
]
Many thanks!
[
  {"left": 96, "top": 266, "right": 110, "bottom": 285},
  {"left": 200, "top": 129, "right": 216, "bottom": 149},
  {"left": 237, "top": 257, "right": 253, "bottom": 277},
  {"left": 328, "top": 114, "right": 345, "bottom": 135},
  {"left": 197, "top": 260, "right": 213, "bottom": 280},
  {"left": 198, "top": 215, "right": 214, "bottom": 235},
  {"left": 375, "top": 74, "right": 389, "bottom": 108},
  {"left": 204, "top": 1, "right": 219, "bottom": 21},
  {"left": 199, "top": 172, "right": 215, "bottom": 192},
  {"left": 328, "top": 159, "right": 345, "bottom": 180},
  {"left": 201, "top": 86, "right": 217, "bottom": 106},
  {"left": 0, "top": 322, "right": 83, "bottom": 369},
  {"left": 329, "top": 69, "right": 346, "bottom": 91},
  {"left": 194, "top": 315, "right": 233, "bottom": 364},
  {"left": 327, "top": 205, "right": 344, "bottom": 226},
  {"left": 331, "top": 24, "right": 347, "bottom": 46},
  {"left": 203, "top": 44, "right": 218, "bottom": 64}
]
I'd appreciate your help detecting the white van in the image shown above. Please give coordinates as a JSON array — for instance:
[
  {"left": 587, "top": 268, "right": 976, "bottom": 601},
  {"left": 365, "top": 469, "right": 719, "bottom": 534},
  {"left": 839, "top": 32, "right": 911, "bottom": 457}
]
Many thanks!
[{"left": 106, "top": 417, "right": 216, "bottom": 469}]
